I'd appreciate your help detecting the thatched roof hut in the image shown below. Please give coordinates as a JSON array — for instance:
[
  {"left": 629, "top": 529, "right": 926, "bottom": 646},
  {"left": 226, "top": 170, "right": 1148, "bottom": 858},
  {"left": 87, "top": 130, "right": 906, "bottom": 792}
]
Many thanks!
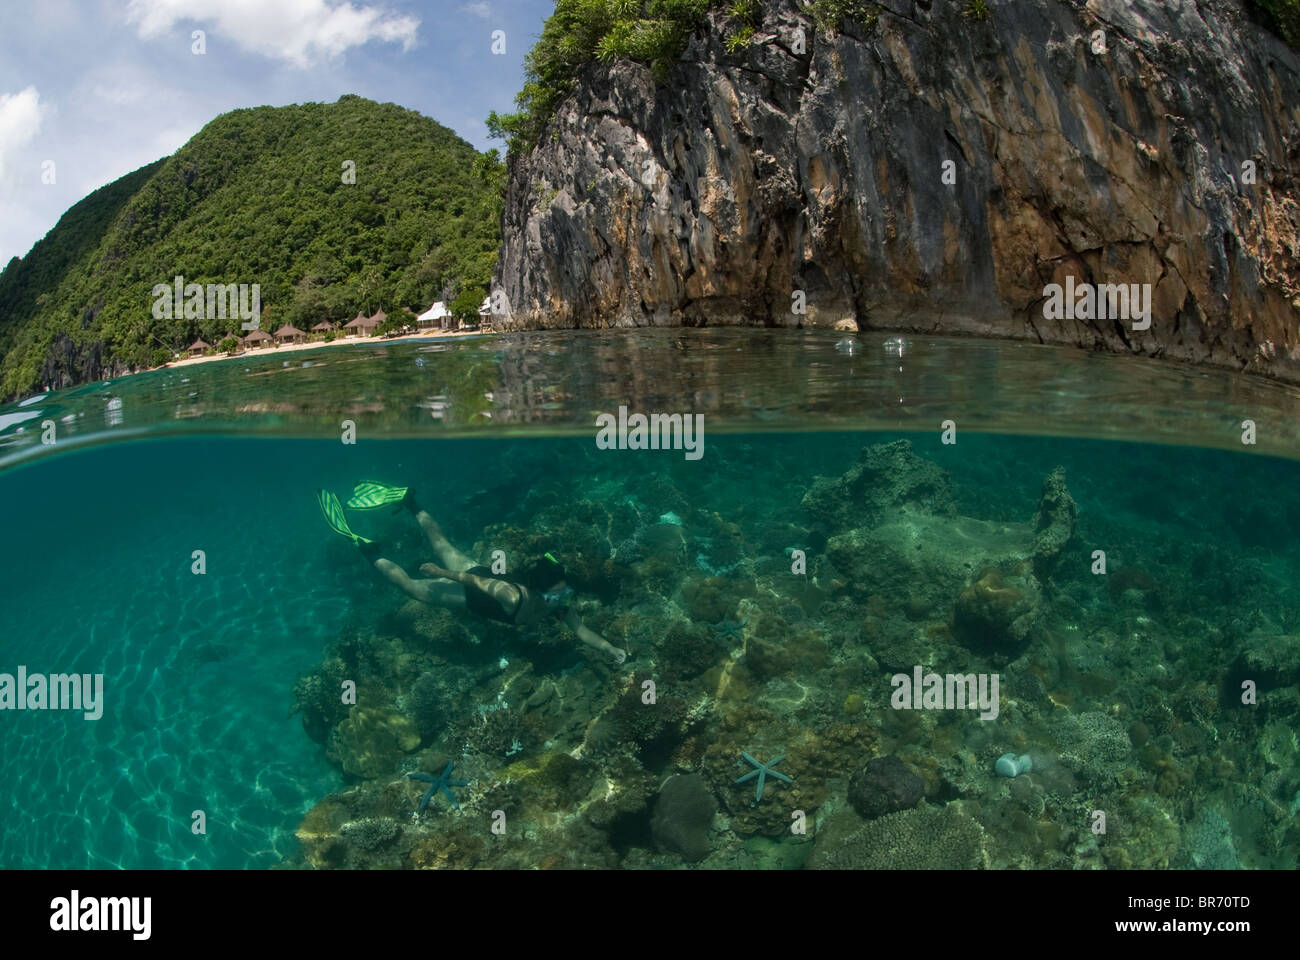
[
  {"left": 344, "top": 312, "right": 378, "bottom": 336},
  {"left": 274, "top": 324, "right": 307, "bottom": 344},
  {"left": 188, "top": 338, "right": 211, "bottom": 356}
]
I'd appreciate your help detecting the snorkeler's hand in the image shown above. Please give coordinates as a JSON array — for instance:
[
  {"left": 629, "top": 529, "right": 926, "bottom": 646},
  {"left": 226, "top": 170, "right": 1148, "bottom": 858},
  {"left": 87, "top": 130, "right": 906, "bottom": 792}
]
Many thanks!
[
  {"left": 419, "top": 562, "right": 455, "bottom": 580},
  {"left": 610, "top": 646, "right": 627, "bottom": 665}
]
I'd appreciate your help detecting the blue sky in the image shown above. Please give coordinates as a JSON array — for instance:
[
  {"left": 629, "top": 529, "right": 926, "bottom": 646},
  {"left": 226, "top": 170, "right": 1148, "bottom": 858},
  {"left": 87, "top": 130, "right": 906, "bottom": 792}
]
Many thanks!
[{"left": 0, "top": 0, "right": 553, "bottom": 266}]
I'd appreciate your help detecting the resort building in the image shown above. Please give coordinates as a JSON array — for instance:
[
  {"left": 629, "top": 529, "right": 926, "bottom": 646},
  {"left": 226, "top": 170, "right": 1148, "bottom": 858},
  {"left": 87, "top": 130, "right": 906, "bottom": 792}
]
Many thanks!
[
  {"left": 344, "top": 313, "right": 378, "bottom": 337},
  {"left": 418, "top": 301, "right": 452, "bottom": 331}
]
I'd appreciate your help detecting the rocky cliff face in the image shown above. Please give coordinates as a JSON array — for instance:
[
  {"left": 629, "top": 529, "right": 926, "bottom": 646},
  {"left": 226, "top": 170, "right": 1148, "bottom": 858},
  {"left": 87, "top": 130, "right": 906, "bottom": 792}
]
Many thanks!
[{"left": 495, "top": 0, "right": 1300, "bottom": 381}]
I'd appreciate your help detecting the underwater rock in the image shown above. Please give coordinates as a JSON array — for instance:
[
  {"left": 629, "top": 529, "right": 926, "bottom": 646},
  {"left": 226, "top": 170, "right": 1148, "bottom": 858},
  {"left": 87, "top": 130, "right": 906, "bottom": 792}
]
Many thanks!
[
  {"left": 682, "top": 576, "right": 750, "bottom": 623},
  {"left": 808, "top": 803, "right": 986, "bottom": 870},
  {"left": 1258, "top": 720, "right": 1299, "bottom": 771},
  {"left": 1232, "top": 632, "right": 1300, "bottom": 691},
  {"left": 409, "top": 672, "right": 442, "bottom": 738},
  {"left": 339, "top": 817, "right": 401, "bottom": 851},
  {"left": 801, "top": 441, "right": 956, "bottom": 533},
  {"left": 848, "top": 756, "right": 925, "bottom": 820},
  {"left": 1031, "top": 467, "right": 1077, "bottom": 578},
  {"left": 291, "top": 658, "right": 352, "bottom": 744},
  {"left": 1056, "top": 711, "right": 1131, "bottom": 778},
  {"left": 450, "top": 704, "right": 526, "bottom": 759},
  {"left": 295, "top": 798, "right": 350, "bottom": 869},
  {"left": 501, "top": 750, "right": 597, "bottom": 812},
  {"left": 952, "top": 565, "right": 1042, "bottom": 655},
  {"left": 583, "top": 757, "right": 658, "bottom": 829},
  {"left": 325, "top": 706, "right": 422, "bottom": 779},
  {"left": 651, "top": 774, "right": 717, "bottom": 863},
  {"left": 826, "top": 509, "right": 1033, "bottom": 605},
  {"left": 1185, "top": 805, "right": 1239, "bottom": 870},
  {"left": 656, "top": 621, "right": 729, "bottom": 681}
]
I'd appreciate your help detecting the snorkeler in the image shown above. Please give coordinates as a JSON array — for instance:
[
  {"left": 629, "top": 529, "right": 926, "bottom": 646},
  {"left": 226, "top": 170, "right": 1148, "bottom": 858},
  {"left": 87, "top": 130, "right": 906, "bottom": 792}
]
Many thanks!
[{"left": 316, "top": 482, "right": 627, "bottom": 665}]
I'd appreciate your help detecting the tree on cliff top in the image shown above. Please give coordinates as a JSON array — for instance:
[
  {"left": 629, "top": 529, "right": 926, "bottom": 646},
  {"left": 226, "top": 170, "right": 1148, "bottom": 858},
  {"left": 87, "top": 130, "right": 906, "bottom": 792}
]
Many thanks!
[{"left": 489, "top": 0, "right": 1299, "bottom": 161}]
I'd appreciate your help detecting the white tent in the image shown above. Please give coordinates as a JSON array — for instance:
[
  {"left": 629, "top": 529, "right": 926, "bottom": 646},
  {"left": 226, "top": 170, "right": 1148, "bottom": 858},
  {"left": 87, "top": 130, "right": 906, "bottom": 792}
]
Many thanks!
[
  {"left": 478, "top": 296, "right": 492, "bottom": 317},
  {"left": 417, "top": 301, "right": 450, "bottom": 327}
]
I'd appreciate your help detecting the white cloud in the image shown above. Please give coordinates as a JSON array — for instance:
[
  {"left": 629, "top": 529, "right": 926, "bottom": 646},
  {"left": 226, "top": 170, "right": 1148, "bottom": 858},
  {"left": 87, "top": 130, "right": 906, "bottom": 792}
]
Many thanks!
[
  {"left": 0, "top": 86, "right": 45, "bottom": 182},
  {"left": 125, "top": 0, "right": 420, "bottom": 69},
  {"left": 460, "top": 2, "right": 492, "bottom": 19}
]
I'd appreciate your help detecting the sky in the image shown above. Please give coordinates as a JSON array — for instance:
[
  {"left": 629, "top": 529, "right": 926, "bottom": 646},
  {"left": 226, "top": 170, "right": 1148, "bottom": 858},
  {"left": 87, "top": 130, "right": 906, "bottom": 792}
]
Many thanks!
[{"left": 0, "top": 0, "right": 553, "bottom": 266}]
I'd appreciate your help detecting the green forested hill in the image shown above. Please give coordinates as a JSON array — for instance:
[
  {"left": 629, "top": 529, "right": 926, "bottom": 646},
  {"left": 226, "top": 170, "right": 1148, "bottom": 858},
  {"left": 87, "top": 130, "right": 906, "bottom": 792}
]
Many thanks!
[{"left": 0, "top": 94, "right": 503, "bottom": 398}]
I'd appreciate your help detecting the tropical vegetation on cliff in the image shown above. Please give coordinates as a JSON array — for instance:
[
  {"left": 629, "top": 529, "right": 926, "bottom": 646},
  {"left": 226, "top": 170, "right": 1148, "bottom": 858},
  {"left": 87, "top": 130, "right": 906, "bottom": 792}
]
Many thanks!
[
  {"left": 0, "top": 95, "right": 503, "bottom": 398},
  {"left": 488, "top": 0, "right": 1300, "bottom": 158}
]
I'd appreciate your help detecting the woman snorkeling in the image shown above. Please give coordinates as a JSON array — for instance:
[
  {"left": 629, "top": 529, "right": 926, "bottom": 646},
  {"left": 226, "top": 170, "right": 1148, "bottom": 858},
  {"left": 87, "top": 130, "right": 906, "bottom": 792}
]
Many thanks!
[{"left": 317, "top": 482, "right": 627, "bottom": 664}]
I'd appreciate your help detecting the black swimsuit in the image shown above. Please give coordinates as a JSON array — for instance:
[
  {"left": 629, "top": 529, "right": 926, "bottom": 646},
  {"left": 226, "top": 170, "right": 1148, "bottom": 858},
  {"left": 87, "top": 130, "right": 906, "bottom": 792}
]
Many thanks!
[
  {"left": 461, "top": 565, "right": 569, "bottom": 624},
  {"left": 462, "top": 565, "right": 522, "bottom": 624}
]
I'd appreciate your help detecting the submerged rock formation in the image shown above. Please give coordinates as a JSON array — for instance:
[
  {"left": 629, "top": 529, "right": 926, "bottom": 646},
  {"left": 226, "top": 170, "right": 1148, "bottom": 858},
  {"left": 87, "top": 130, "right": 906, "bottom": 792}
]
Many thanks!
[{"left": 495, "top": 0, "right": 1300, "bottom": 381}]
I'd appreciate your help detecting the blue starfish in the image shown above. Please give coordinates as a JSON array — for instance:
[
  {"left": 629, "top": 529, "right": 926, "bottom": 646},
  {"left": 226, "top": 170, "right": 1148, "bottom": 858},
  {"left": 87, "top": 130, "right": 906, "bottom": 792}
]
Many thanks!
[
  {"left": 734, "top": 751, "right": 793, "bottom": 804},
  {"left": 408, "top": 761, "right": 469, "bottom": 813},
  {"left": 714, "top": 618, "right": 748, "bottom": 640}
]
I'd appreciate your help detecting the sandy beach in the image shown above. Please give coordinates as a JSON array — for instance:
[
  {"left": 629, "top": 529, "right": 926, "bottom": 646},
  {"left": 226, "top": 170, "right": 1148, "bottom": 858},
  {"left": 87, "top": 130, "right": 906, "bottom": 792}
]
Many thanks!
[{"left": 163, "top": 327, "right": 492, "bottom": 370}]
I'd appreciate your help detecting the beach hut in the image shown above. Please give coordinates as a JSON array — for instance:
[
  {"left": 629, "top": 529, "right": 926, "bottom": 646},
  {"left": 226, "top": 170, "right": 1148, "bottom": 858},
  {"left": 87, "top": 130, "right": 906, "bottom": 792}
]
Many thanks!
[
  {"left": 368, "top": 308, "right": 387, "bottom": 329},
  {"left": 243, "top": 329, "right": 273, "bottom": 349},
  {"left": 188, "top": 337, "right": 211, "bottom": 357},
  {"left": 418, "top": 301, "right": 451, "bottom": 331},
  {"left": 311, "top": 321, "right": 335, "bottom": 336},
  {"left": 344, "top": 312, "right": 377, "bottom": 338},
  {"left": 274, "top": 323, "right": 307, "bottom": 344}
]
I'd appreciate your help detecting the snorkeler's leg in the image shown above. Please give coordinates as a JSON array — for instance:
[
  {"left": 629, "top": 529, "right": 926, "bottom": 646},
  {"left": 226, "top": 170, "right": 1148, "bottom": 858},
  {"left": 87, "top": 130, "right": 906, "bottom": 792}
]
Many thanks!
[
  {"left": 407, "top": 501, "right": 476, "bottom": 573},
  {"left": 369, "top": 556, "right": 465, "bottom": 608}
]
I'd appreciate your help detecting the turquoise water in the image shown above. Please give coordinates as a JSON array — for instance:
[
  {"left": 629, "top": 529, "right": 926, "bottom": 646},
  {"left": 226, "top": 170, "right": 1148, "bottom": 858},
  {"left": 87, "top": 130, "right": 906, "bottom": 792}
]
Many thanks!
[{"left": 2, "top": 331, "right": 1299, "bottom": 869}]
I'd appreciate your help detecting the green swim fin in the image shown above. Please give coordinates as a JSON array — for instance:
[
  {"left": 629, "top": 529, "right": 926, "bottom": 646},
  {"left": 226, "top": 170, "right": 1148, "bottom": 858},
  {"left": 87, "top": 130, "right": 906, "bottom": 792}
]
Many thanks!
[
  {"left": 347, "top": 481, "right": 409, "bottom": 510},
  {"left": 317, "top": 489, "right": 372, "bottom": 544}
]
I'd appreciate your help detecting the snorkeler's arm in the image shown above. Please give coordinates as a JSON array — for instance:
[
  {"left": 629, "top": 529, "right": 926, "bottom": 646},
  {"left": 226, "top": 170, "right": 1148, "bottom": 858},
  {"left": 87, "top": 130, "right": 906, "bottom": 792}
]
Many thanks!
[
  {"left": 564, "top": 608, "right": 626, "bottom": 664},
  {"left": 419, "top": 563, "right": 518, "bottom": 606}
]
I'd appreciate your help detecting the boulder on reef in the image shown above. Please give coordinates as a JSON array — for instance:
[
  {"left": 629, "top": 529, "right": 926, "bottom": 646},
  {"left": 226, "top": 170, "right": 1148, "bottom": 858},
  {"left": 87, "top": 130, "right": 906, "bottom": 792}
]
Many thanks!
[
  {"left": 802, "top": 440, "right": 956, "bottom": 533},
  {"left": 1032, "top": 467, "right": 1077, "bottom": 577},
  {"left": 650, "top": 774, "right": 717, "bottom": 863},
  {"left": 325, "top": 706, "right": 421, "bottom": 779},
  {"left": 848, "top": 756, "right": 925, "bottom": 820},
  {"left": 952, "top": 564, "right": 1042, "bottom": 655}
]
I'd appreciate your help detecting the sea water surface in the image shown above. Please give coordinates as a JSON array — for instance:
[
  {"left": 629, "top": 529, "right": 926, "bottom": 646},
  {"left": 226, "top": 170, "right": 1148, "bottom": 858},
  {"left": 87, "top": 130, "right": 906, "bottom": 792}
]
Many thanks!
[{"left": 1, "top": 329, "right": 1298, "bottom": 870}]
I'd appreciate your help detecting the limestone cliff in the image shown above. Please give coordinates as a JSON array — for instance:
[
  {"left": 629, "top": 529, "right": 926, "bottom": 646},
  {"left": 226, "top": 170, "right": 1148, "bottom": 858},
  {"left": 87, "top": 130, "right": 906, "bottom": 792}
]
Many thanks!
[{"left": 494, "top": 0, "right": 1300, "bottom": 381}]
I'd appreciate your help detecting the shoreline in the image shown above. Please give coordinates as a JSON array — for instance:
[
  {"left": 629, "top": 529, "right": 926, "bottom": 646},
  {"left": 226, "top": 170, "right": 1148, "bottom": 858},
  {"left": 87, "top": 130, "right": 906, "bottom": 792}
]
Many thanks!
[{"left": 161, "top": 327, "right": 492, "bottom": 371}]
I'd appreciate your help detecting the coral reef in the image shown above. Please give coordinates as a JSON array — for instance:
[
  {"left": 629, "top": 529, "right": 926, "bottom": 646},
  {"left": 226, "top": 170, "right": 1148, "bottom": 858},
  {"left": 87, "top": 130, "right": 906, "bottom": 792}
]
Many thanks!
[
  {"left": 283, "top": 436, "right": 1297, "bottom": 872},
  {"left": 808, "top": 804, "right": 987, "bottom": 870}
]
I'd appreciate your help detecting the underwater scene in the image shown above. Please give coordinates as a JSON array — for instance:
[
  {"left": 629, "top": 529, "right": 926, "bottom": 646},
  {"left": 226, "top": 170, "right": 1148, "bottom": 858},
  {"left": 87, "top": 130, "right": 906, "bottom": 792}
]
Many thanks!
[{"left": 1, "top": 329, "right": 1299, "bottom": 870}]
